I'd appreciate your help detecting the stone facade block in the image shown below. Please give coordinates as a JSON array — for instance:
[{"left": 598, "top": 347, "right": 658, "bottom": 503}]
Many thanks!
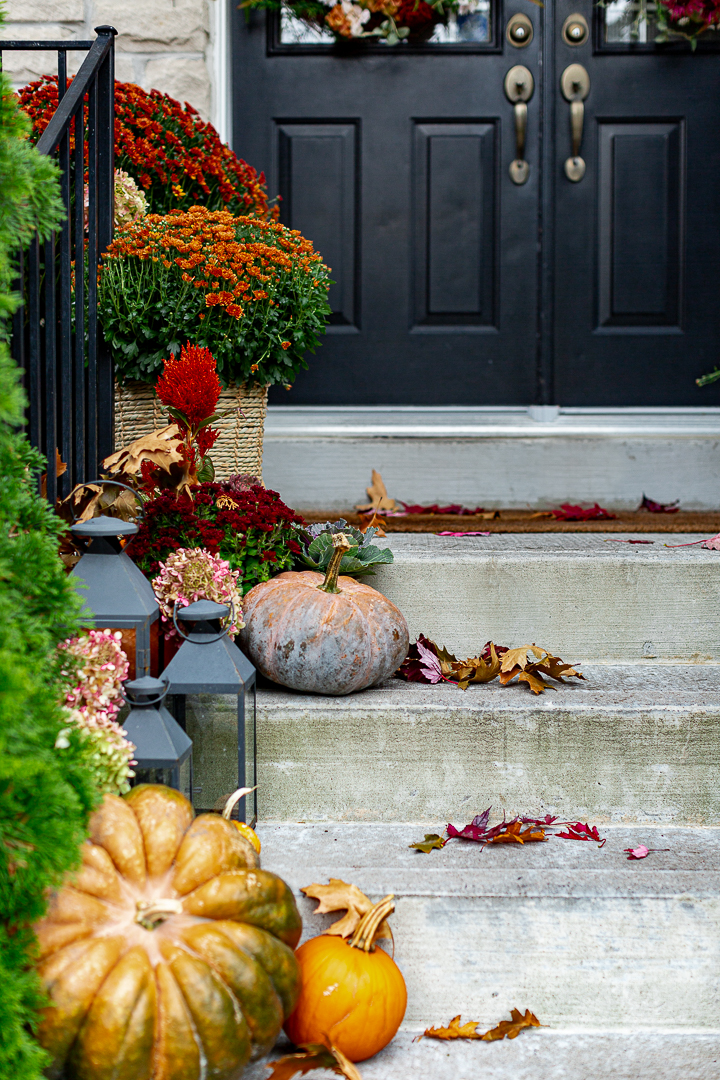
[
  {"left": 143, "top": 56, "right": 211, "bottom": 119},
  {"left": 6, "top": 0, "right": 84, "bottom": 21},
  {"left": 91, "top": 0, "right": 209, "bottom": 52}
]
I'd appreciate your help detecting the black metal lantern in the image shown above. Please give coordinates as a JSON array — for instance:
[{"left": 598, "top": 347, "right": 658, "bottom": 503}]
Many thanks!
[
  {"left": 161, "top": 599, "right": 257, "bottom": 824},
  {"left": 122, "top": 676, "right": 193, "bottom": 793},
  {"left": 70, "top": 506, "right": 159, "bottom": 679}
]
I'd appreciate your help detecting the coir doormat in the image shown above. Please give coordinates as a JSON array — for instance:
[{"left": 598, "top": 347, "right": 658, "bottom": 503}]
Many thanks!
[{"left": 298, "top": 510, "right": 720, "bottom": 534}]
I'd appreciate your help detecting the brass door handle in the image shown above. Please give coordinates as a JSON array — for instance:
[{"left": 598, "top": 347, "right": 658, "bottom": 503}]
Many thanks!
[
  {"left": 561, "top": 63, "right": 590, "bottom": 182},
  {"left": 504, "top": 65, "right": 534, "bottom": 186}
]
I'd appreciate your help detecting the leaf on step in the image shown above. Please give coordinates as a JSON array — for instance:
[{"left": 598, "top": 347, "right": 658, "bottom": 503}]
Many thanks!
[
  {"left": 604, "top": 539, "right": 654, "bottom": 544},
  {"left": 624, "top": 845, "right": 669, "bottom": 860},
  {"left": 499, "top": 645, "right": 585, "bottom": 695},
  {"left": 552, "top": 503, "right": 616, "bottom": 521},
  {"left": 266, "top": 1043, "right": 362, "bottom": 1080},
  {"left": 447, "top": 811, "right": 547, "bottom": 848},
  {"left": 399, "top": 502, "right": 487, "bottom": 515},
  {"left": 422, "top": 1008, "right": 541, "bottom": 1042},
  {"left": 300, "top": 879, "right": 391, "bottom": 940},
  {"left": 437, "top": 531, "right": 492, "bottom": 537},
  {"left": 701, "top": 533, "right": 720, "bottom": 550},
  {"left": 409, "top": 833, "right": 447, "bottom": 853},
  {"left": 480, "top": 1008, "right": 542, "bottom": 1041},
  {"left": 358, "top": 511, "right": 387, "bottom": 536},
  {"left": 639, "top": 494, "right": 680, "bottom": 514},
  {"left": 355, "top": 470, "right": 399, "bottom": 513},
  {"left": 556, "top": 822, "right": 606, "bottom": 847},
  {"left": 450, "top": 644, "right": 503, "bottom": 690},
  {"left": 397, "top": 635, "right": 459, "bottom": 683}
]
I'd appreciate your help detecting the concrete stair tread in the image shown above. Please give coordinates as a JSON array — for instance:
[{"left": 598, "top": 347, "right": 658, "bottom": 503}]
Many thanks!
[
  {"left": 257, "top": 823, "right": 720, "bottom": 898},
  {"left": 259, "top": 664, "right": 720, "bottom": 709},
  {"left": 382, "top": 531, "right": 718, "bottom": 558},
  {"left": 246, "top": 1031, "right": 720, "bottom": 1080}
]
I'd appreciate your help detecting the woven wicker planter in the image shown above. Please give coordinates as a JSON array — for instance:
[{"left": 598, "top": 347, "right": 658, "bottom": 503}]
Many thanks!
[{"left": 113, "top": 380, "right": 268, "bottom": 481}]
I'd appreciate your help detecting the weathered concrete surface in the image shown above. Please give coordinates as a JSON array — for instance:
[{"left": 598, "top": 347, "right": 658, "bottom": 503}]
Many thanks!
[
  {"left": 248, "top": 669, "right": 720, "bottom": 823},
  {"left": 255, "top": 823, "right": 720, "bottom": 1032},
  {"left": 263, "top": 405, "right": 720, "bottom": 511},
  {"left": 246, "top": 1031, "right": 720, "bottom": 1080},
  {"left": 370, "top": 533, "right": 720, "bottom": 662}
]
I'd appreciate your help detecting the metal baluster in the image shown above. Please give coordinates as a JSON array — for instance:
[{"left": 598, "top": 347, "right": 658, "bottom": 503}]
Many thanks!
[
  {"left": 43, "top": 234, "right": 57, "bottom": 505},
  {"left": 86, "top": 79, "right": 98, "bottom": 478},
  {"left": 95, "top": 26, "right": 117, "bottom": 463},
  {"left": 58, "top": 47, "right": 72, "bottom": 497},
  {"left": 74, "top": 96, "right": 86, "bottom": 486}
]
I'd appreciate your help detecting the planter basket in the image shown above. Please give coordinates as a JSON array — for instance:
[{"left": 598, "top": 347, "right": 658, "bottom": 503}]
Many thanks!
[{"left": 113, "top": 380, "right": 268, "bottom": 481}]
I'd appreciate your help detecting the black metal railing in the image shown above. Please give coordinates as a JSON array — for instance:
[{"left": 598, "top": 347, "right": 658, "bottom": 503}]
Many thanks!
[{"left": 1, "top": 26, "right": 116, "bottom": 503}]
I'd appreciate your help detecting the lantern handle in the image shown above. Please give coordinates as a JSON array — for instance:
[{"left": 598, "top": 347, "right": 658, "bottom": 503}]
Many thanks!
[
  {"left": 120, "top": 676, "right": 170, "bottom": 708},
  {"left": 172, "top": 599, "right": 235, "bottom": 644},
  {"left": 67, "top": 479, "right": 145, "bottom": 523}
]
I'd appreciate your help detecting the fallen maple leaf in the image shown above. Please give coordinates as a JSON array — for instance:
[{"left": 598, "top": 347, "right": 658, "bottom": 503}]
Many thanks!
[
  {"left": 398, "top": 638, "right": 582, "bottom": 694},
  {"left": 300, "top": 880, "right": 391, "bottom": 940},
  {"left": 355, "top": 470, "right": 398, "bottom": 513},
  {"left": 557, "top": 822, "right": 606, "bottom": 847},
  {"left": 357, "top": 511, "right": 387, "bottom": 536},
  {"left": 399, "top": 502, "right": 486, "bottom": 515},
  {"left": 639, "top": 494, "right": 679, "bottom": 514},
  {"left": 552, "top": 503, "right": 616, "bottom": 521},
  {"left": 499, "top": 645, "right": 585, "bottom": 694},
  {"left": 604, "top": 539, "right": 654, "bottom": 545},
  {"left": 409, "top": 833, "right": 447, "bottom": 853},
  {"left": 624, "top": 845, "right": 670, "bottom": 860},
  {"left": 267, "top": 1044, "right": 362, "bottom": 1080},
  {"left": 422, "top": 1009, "right": 541, "bottom": 1042},
  {"left": 446, "top": 811, "right": 547, "bottom": 848}
]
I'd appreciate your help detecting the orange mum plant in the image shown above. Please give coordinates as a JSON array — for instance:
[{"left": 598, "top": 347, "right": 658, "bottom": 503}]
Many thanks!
[{"left": 98, "top": 206, "right": 332, "bottom": 389}]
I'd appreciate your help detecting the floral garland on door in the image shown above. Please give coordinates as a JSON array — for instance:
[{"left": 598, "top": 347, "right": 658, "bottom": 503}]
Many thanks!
[{"left": 244, "top": 0, "right": 488, "bottom": 44}]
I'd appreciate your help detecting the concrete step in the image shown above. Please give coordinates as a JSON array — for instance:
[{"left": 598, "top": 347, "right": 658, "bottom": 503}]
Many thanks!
[
  {"left": 262, "top": 405, "right": 720, "bottom": 512},
  {"left": 251, "top": 822, "right": 720, "bottom": 1038},
  {"left": 187, "top": 666, "right": 720, "bottom": 825},
  {"left": 369, "top": 533, "right": 720, "bottom": 662},
  {"left": 246, "top": 1029, "right": 719, "bottom": 1080}
]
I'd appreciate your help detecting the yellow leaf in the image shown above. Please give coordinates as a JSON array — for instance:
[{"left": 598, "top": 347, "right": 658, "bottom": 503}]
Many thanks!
[
  {"left": 422, "top": 1015, "right": 482, "bottom": 1040},
  {"left": 301, "top": 879, "right": 391, "bottom": 940}
]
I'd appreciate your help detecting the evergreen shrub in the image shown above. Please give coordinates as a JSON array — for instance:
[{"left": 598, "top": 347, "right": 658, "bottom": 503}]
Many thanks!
[{"left": 0, "top": 10, "right": 99, "bottom": 1077}]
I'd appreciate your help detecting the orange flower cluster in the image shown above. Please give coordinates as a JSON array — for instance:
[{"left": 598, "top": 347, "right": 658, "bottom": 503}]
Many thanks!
[
  {"left": 102, "top": 205, "right": 326, "bottom": 322},
  {"left": 18, "top": 77, "right": 271, "bottom": 218}
]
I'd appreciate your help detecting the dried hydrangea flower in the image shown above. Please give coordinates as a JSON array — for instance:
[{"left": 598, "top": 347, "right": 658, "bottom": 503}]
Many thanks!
[{"left": 152, "top": 547, "right": 244, "bottom": 638}]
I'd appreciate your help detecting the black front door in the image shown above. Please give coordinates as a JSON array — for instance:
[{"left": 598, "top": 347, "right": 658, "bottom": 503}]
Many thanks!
[{"left": 231, "top": 1, "right": 720, "bottom": 406}]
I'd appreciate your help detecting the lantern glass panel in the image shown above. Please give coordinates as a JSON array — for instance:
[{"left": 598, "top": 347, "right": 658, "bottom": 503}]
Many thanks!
[{"left": 182, "top": 685, "right": 256, "bottom": 818}]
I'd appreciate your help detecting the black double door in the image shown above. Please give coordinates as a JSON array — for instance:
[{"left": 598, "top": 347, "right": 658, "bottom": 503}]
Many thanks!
[{"left": 231, "top": 2, "right": 720, "bottom": 406}]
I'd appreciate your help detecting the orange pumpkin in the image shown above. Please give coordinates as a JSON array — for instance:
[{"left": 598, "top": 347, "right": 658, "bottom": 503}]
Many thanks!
[
  {"left": 284, "top": 895, "right": 407, "bottom": 1062},
  {"left": 35, "top": 785, "right": 301, "bottom": 1080},
  {"left": 240, "top": 534, "right": 409, "bottom": 695}
]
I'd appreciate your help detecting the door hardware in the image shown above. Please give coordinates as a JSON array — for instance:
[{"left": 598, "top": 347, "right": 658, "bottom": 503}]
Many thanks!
[
  {"left": 506, "top": 13, "right": 533, "bottom": 47},
  {"left": 561, "top": 13, "right": 589, "bottom": 45},
  {"left": 504, "top": 65, "right": 534, "bottom": 185},
  {"left": 560, "top": 63, "right": 590, "bottom": 182}
]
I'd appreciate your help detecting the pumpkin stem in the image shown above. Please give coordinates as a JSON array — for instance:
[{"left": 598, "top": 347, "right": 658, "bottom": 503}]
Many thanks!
[
  {"left": 317, "top": 533, "right": 352, "bottom": 594},
  {"left": 348, "top": 894, "right": 395, "bottom": 952},
  {"left": 221, "top": 786, "right": 257, "bottom": 821},
  {"left": 135, "top": 898, "right": 184, "bottom": 930}
]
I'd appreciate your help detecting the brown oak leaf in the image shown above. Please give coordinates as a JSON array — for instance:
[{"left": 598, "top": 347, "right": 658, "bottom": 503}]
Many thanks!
[
  {"left": 301, "top": 879, "right": 391, "bottom": 940},
  {"left": 267, "top": 1043, "right": 362, "bottom": 1080},
  {"left": 422, "top": 1008, "right": 541, "bottom": 1042},
  {"left": 355, "top": 469, "right": 399, "bottom": 513}
]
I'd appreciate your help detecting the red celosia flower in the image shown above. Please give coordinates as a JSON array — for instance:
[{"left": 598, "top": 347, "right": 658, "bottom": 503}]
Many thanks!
[{"left": 156, "top": 343, "right": 221, "bottom": 428}]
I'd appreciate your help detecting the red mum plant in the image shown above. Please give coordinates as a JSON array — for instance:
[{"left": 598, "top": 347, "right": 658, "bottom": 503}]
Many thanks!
[{"left": 18, "top": 77, "right": 272, "bottom": 218}]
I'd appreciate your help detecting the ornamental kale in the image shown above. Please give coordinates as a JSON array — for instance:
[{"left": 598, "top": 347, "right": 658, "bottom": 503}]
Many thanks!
[
  {"left": 127, "top": 481, "right": 304, "bottom": 593},
  {"left": 293, "top": 519, "right": 394, "bottom": 577}
]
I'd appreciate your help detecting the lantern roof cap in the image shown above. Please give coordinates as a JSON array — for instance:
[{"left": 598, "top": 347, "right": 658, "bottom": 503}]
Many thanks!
[
  {"left": 124, "top": 675, "right": 168, "bottom": 704},
  {"left": 71, "top": 515, "right": 138, "bottom": 538},
  {"left": 178, "top": 599, "right": 230, "bottom": 621}
]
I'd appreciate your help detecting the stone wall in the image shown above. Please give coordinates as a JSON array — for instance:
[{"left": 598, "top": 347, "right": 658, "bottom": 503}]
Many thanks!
[{"left": 3, "top": 0, "right": 218, "bottom": 123}]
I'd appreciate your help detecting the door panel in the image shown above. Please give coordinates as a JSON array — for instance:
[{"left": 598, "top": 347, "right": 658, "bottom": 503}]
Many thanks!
[
  {"left": 413, "top": 122, "right": 496, "bottom": 325},
  {"left": 277, "top": 121, "right": 359, "bottom": 326},
  {"left": 554, "top": 0, "right": 720, "bottom": 404},
  {"left": 232, "top": 4, "right": 540, "bottom": 405},
  {"left": 597, "top": 122, "right": 682, "bottom": 327}
]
